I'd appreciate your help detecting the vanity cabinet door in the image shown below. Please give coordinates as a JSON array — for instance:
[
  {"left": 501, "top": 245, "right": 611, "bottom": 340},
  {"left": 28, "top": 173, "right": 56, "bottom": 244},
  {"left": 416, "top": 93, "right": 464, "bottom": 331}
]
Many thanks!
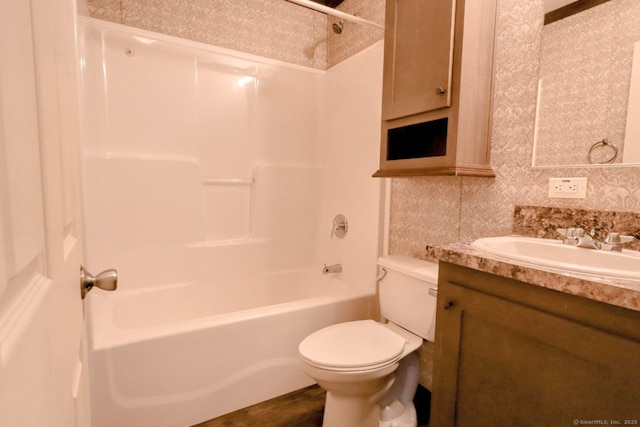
[
  {"left": 431, "top": 264, "right": 640, "bottom": 427},
  {"left": 381, "top": 0, "right": 454, "bottom": 121}
]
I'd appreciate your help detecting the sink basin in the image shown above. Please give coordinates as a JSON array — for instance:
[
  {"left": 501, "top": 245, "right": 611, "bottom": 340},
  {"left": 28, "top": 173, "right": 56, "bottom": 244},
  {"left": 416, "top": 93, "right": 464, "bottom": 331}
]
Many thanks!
[{"left": 471, "top": 236, "right": 640, "bottom": 280}]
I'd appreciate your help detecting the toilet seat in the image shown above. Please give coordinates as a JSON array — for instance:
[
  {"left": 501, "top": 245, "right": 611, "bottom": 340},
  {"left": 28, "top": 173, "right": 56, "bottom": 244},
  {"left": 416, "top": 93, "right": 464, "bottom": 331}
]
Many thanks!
[{"left": 298, "top": 320, "right": 407, "bottom": 372}]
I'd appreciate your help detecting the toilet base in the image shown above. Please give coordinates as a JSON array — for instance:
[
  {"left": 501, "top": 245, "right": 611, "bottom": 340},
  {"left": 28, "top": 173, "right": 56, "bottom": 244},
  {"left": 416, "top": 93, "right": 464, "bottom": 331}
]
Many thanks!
[
  {"left": 378, "top": 352, "right": 420, "bottom": 427},
  {"left": 316, "top": 367, "right": 397, "bottom": 427},
  {"left": 379, "top": 401, "right": 417, "bottom": 427},
  {"left": 323, "top": 390, "right": 381, "bottom": 427}
]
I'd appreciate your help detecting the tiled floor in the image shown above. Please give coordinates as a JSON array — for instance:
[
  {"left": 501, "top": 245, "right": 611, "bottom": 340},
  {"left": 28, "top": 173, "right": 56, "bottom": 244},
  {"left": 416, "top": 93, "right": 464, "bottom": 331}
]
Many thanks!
[{"left": 194, "top": 385, "right": 431, "bottom": 427}]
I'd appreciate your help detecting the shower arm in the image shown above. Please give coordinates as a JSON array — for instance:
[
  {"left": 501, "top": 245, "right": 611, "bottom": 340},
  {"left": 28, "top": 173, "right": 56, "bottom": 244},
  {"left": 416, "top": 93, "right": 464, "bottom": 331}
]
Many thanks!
[{"left": 284, "top": 0, "right": 384, "bottom": 31}]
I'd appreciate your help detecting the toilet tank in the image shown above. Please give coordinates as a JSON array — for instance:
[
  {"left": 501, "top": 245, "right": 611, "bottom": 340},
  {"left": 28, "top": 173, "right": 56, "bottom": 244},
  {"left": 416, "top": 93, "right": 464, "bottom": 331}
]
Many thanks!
[{"left": 378, "top": 255, "right": 439, "bottom": 341}]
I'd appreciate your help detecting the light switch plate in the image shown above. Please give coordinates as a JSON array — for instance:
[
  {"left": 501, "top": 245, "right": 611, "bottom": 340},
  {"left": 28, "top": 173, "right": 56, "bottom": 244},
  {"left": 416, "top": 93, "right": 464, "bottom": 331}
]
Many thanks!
[{"left": 548, "top": 177, "right": 588, "bottom": 198}]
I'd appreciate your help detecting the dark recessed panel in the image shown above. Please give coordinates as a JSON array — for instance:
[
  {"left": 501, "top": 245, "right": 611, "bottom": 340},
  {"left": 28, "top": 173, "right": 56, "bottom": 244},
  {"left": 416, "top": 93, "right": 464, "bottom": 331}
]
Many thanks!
[{"left": 387, "top": 118, "right": 448, "bottom": 160}]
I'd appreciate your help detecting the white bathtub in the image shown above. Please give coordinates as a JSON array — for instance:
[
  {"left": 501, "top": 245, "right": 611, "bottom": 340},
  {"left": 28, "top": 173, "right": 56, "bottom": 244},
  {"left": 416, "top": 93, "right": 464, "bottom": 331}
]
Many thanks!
[{"left": 86, "top": 270, "right": 373, "bottom": 427}]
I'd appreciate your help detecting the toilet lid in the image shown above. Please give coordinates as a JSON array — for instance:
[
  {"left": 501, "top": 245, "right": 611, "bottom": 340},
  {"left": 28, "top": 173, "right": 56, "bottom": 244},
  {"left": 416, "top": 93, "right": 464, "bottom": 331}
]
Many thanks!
[{"left": 298, "top": 320, "right": 406, "bottom": 370}]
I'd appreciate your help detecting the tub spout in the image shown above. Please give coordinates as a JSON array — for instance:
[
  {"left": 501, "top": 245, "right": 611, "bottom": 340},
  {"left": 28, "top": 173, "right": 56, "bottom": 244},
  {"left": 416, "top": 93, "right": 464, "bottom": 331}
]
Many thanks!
[{"left": 322, "top": 263, "right": 342, "bottom": 274}]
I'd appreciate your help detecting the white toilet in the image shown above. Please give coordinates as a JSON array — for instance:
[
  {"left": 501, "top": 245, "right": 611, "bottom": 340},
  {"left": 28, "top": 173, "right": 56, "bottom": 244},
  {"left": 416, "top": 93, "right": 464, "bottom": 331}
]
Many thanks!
[{"left": 298, "top": 255, "right": 439, "bottom": 427}]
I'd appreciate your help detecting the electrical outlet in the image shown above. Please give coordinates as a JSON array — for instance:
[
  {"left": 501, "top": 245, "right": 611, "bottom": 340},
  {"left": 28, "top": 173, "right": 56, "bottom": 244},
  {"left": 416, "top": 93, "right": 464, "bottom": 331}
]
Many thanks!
[{"left": 548, "top": 177, "right": 588, "bottom": 199}]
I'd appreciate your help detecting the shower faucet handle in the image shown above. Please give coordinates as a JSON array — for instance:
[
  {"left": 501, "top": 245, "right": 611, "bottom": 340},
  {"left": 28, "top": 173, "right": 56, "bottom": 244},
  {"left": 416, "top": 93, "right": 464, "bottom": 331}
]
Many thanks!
[{"left": 330, "top": 214, "right": 348, "bottom": 239}]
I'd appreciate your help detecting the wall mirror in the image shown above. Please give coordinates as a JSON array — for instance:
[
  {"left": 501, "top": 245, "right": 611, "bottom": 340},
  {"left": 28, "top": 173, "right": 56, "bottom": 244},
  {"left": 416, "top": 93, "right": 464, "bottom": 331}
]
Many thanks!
[{"left": 532, "top": 0, "right": 640, "bottom": 168}]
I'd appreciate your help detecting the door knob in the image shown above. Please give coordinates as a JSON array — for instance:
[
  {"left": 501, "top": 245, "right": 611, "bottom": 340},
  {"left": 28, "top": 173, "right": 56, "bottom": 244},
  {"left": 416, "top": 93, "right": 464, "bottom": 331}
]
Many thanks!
[{"left": 80, "top": 265, "right": 118, "bottom": 299}]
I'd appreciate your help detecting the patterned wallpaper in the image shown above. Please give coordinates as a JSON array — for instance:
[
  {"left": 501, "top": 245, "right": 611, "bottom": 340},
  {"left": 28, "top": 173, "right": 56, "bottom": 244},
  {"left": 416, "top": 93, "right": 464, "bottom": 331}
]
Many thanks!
[
  {"left": 325, "top": 0, "right": 385, "bottom": 68},
  {"left": 535, "top": 0, "right": 640, "bottom": 166},
  {"left": 83, "top": 0, "right": 384, "bottom": 70},
  {"left": 389, "top": 0, "right": 640, "bottom": 258}
]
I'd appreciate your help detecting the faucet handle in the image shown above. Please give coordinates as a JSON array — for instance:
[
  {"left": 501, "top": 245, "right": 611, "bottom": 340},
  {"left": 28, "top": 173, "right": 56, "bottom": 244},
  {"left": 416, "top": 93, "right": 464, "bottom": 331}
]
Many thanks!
[
  {"left": 620, "top": 235, "right": 635, "bottom": 244},
  {"left": 604, "top": 232, "right": 634, "bottom": 244},
  {"left": 556, "top": 227, "right": 583, "bottom": 243},
  {"left": 557, "top": 227, "right": 584, "bottom": 238},
  {"left": 599, "top": 232, "right": 635, "bottom": 251},
  {"left": 330, "top": 214, "right": 348, "bottom": 239},
  {"left": 604, "top": 232, "right": 621, "bottom": 244}
]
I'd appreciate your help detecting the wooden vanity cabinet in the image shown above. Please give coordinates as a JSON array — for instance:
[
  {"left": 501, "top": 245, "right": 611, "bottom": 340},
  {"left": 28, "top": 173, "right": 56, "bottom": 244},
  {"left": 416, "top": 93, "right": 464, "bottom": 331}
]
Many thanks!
[
  {"left": 374, "top": 0, "right": 497, "bottom": 177},
  {"left": 431, "top": 262, "right": 640, "bottom": 427}
]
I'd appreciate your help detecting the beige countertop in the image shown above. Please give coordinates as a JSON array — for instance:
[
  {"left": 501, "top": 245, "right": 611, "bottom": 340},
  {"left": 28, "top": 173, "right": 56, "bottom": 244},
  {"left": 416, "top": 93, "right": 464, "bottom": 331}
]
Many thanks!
[{"left": 425, "top": 240, "right": 640, "bottom": 313}]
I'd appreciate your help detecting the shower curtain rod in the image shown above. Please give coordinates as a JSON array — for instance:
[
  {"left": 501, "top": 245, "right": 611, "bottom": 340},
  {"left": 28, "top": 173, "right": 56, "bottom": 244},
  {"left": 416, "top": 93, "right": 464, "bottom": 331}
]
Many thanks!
[{"left": 285, "top": 0, "right": 384, "bottom": 30}]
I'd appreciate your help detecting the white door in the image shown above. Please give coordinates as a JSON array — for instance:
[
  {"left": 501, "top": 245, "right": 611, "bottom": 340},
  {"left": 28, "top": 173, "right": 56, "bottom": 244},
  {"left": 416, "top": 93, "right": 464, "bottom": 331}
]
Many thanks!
[{"left": 0, "top": 0, "right": 90, "bottom": 425}]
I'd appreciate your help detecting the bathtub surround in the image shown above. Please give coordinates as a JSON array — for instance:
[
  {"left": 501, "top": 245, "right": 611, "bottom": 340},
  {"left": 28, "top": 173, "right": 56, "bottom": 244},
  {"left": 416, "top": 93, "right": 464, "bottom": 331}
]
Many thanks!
[
  {"left": 80, "top": 18, "right": 384, "bottom": 426},
  {"left": 83, "top": 0, "right": 385, "bottom": 70},
  {"left": 389, "top": 0, "right": 640, "bottom": 257},
  {"left": 80, "top": 18, "right": 383, "bottom": 293}
]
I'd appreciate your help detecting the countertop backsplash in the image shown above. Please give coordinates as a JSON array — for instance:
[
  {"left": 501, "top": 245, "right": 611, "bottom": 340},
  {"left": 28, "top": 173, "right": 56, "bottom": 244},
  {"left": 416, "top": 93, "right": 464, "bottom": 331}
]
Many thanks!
[{"left": 512, "top": 205, "right": 640, "bottom": 251}]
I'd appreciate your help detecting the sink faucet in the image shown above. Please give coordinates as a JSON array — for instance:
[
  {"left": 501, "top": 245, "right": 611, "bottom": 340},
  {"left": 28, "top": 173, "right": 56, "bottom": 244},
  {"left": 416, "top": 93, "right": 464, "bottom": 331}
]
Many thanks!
[
  {"left": 556, "top": 228, "right": 635, "bottom": 251},
  {"left": 556, "top": 227, "right": 594, "bottom": 248}
]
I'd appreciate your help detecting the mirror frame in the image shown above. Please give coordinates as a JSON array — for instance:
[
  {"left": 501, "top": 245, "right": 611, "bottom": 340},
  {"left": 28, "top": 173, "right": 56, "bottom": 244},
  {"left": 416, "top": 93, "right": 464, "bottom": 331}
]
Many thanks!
[{"left": 544, "top": 0, "right": 610, "bottom": 25}]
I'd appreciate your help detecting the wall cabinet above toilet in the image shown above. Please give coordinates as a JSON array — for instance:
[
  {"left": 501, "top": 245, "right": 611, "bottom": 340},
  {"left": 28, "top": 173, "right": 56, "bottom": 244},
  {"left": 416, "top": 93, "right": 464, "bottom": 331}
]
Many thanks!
[
  {"left": 374, "top": 0, "right": 498, "bottom": 177},
  {"left": 381, "top": 0, "right": 454, "bottom": 121}
]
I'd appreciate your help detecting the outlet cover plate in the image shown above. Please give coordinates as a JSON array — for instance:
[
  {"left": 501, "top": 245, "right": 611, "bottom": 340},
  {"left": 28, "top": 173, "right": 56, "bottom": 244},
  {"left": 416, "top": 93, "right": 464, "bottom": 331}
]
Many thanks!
[{"left": 548, "top": 177, "right": 588, "bottom": 198}]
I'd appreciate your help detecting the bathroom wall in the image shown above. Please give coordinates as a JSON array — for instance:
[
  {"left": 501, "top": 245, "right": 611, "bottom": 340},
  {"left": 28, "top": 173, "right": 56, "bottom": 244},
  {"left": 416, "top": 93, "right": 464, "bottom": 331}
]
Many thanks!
[
  {"left": 83, "top": 0, "right": 385, "bottom": 70},
  {"left": 389, "top": 0, "right": 640, "bottom": 257}
]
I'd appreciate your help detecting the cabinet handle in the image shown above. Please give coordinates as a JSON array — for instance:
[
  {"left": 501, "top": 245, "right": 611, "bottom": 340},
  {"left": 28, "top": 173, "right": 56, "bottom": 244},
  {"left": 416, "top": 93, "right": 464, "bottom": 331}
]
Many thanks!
[
  {"left": 436, "top": 87, "right": 446, "bottom": 95},
  {"left": 443, "top": 300, "right": 455, "bottom": 310}
]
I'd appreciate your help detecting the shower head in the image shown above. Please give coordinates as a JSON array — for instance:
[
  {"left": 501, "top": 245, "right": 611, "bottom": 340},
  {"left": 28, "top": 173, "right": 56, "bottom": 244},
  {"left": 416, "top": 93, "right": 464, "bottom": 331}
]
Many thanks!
[{"left": 332, "top": 20, "right": 344, "bottom": 34}]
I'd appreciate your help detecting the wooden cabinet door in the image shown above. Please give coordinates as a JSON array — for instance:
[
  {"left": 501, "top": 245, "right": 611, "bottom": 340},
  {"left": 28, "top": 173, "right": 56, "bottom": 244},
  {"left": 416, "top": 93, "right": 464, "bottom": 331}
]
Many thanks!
[
  {"left": 381, "top": 0, "right": 455, "bottom": 121},
  {"left": 432, "top": 281, "right": 640, "bottom": 427}
]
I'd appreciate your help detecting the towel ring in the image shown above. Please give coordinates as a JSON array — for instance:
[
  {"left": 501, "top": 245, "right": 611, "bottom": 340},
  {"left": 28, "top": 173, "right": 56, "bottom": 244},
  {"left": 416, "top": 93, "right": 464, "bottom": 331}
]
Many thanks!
[{"left": 588, "top": 138, "right": 618, "bottom": 164}]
